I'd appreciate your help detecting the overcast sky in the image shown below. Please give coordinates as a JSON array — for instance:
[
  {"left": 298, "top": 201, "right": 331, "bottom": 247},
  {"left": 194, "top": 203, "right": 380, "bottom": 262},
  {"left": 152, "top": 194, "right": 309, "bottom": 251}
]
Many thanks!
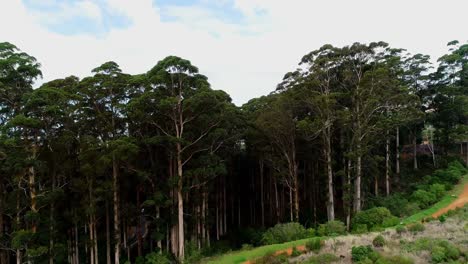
[{"left": 2, "top": 0, "right": 467, "bottom": 105}]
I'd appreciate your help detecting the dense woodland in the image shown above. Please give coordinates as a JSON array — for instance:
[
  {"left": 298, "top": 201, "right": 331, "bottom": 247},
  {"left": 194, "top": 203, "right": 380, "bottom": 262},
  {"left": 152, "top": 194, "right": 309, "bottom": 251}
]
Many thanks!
[{"left": 0, "top": 40, "right": 467, "bottom": 264}]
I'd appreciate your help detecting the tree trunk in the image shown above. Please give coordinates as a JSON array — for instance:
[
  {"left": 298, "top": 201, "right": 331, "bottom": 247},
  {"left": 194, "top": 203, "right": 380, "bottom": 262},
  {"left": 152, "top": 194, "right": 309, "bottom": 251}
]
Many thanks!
[
  {"left": 395, "top": 127, "right": 400, "bottom": 179},
  {"left": 0, "top": 182, "right": 7, "bottom": 264},
  {"left": 259, "top": 160, "right": 265, "bottom": 227},
  {"left": 346, "top": 158, "right": 352, "bottom": 230},
  {"left": 325, "top": 133, "right": 335, "bottom": 221},
  {"left": 273, "top": 176, "right": 280, "bottom": 224},
  {"left": 385, "top": 131, "right": 390, "bottom": 196},
  {"left": 413, "top": 134, "right": 418, "bottom": 170},
  {"left": 106, "top": 200, "right": 111, "bottom": 264},
  {"left": 354, "top": 140, "right": 362, "bottom": 212},
  {"left": 113, "top": 155, "right": 120, "bottom": 264},
  {"left": 289, "top": 187, "right": 293, "bottom": 222},
  {"left": 176, "top": 142, "right": 185, "bottom": 259}
]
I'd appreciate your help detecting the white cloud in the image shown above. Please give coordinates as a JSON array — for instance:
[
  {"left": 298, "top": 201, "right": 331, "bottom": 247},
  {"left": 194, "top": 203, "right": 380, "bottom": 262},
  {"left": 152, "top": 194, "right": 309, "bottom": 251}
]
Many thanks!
[
  {"left": 29, "top": 0, "right": 103, "bottom": 26},
  {"left": 2, "top": 0, "right": 468, "bottom": 105}
]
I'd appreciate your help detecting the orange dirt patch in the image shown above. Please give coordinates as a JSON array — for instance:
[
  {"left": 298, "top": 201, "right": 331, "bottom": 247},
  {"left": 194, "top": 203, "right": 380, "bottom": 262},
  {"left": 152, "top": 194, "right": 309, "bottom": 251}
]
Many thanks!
[
  {"left": 432, "top": 182, "right": 468, "bottom": 218},
  {"left": 242, "top": 245, "right": 307, "bottom": 264}
]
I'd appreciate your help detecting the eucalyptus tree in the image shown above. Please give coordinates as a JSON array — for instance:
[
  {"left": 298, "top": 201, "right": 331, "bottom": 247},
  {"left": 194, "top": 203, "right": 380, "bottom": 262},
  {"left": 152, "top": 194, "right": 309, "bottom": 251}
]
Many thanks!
[
  {"left": 135, "top": 56, "right": 234, "bottom": 259},
  {"left": 429, "top": 41, "right": 468, "bottom": 162}
]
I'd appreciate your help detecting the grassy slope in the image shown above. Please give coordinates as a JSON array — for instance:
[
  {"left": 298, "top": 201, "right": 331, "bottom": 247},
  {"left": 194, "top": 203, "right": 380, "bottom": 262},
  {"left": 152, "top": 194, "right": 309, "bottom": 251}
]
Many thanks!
[
  {"left": 402, "top": 173, "right": 468, "bottom": 224},
  {"left": 203, "top": 238, "right": 311, "bottom": 264},
  {"left": 203, "top": 173, "right": 468, "bottom": 264}
]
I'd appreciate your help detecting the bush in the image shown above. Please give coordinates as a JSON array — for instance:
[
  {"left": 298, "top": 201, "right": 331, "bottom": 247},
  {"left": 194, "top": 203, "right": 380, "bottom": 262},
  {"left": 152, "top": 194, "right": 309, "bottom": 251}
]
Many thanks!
[
  {"left": 410, "top": 190, "right": 436, "bottom": 209},
  {"left": 255, "top": 253, "right": 288, "bottom": 264},
  {"left": 352, "top": 224, "right": 368, "bottom": 234},
  {"left": 304, "top": 253, "right": 339, "bottom": 264},
  {"left": 407, "top": 222, "right": 425, "bottom": 233},
  {"left": 375, "top": 255, "right": 414, "bottom": 264},
  {"left": 261, "top": 222, "right": 308, "bottom": 245},
  {"left": 351, "top": 245, "right": 374, "bottom": 262},
  {"left": 395, "top": 225, "right": 406, "bottom": 234},
  {"left": 352, "top": 207, "right": 397, "bottom": 231},
  {"left": 291, "top": 247, "right": 301, "bottom": 257},
  {"left": 143, "top": 252, "right": 171, "bottom": 264},
  {"left": 403, "top": 203, "right": 420, "bottom": 216},
  {"left": 305, "top": 238, "right": 324, "bottom": 253},
  {"left": 431, "top": 246, "right": 446, "bottom": 263},
  {"left": 382, "top": 216, "right": 399, "bottom": 228},
  {"left": 438, "top": 214, "right": 446, "bottom": 223},
  {"left": 317, "top": 220, "right": 346, "bottom": 236},
  {"left": 429, "top": 184, "right": 446, "bottom": 200},
  {"left": 372, "top": 235, "right": 386, "bottom": 247}
]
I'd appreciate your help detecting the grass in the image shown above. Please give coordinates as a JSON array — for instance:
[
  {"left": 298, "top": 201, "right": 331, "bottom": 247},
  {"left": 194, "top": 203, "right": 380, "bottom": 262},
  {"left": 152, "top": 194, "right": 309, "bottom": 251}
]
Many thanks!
[
  {"left": 402, "top": 173, "right": 468, "bottom": 224},
  {"left": 203, "top": 238, "right": 312, "bottom": 264}
]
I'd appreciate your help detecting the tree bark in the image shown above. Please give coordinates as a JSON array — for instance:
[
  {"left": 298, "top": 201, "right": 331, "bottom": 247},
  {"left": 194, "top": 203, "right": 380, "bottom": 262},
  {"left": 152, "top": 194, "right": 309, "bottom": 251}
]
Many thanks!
[
  {"left": 385, "top": 131, "right": 390, "bottom": 196},
  {"left": 113, "top": 155, "right": 120, "bottom": 264},
  {"left": 176, "top": 142, "right": 185, "bottom": 259},
  {"left": 259, "top": 159, "right": 265, "bottom": 227},
  {"left": 413, "top": 134, "right": 418, "bottom": 170},
  {"left": 395, "top": 127, "right": 400, "bottom": 179},
  {"left": 325, "top": 133, "right": 335, "bottom": 221},
  {"left": 106, "top": 200, "right": 111, "bottom": 264}
]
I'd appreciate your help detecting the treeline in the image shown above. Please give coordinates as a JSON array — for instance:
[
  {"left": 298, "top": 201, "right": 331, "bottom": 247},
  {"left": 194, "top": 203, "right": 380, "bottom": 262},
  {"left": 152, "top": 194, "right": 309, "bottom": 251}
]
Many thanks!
[{"left": 0, "top": 41, "right": 466, "bottom": 263}]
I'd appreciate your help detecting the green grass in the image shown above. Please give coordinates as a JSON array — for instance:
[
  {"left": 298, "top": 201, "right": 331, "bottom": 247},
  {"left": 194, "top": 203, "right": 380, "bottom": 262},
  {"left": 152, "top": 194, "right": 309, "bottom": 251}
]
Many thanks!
[
  {"left": 203, "top": 238, "right": 312, "bottom": 264},
  {"left": 402, "top": 174, "right": 468, "bottom": 224}
]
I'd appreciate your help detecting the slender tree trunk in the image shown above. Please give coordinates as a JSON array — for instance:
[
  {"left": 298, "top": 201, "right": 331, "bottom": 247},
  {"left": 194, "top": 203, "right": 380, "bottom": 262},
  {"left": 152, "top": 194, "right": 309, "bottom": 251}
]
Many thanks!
[
  {"left": 354, "top": 142, "right": 362, "bottom": 212},
  {"left": 259, "top": 160, "right": 265, "bottom": 227},
  {"left": 289, "top": 187, "right": 293, "bottom": 222},
  {"left": 325, "top": 133, "right": 335, "bottom": 221},
  {"left": 0, "top": 182, "right": 7, "bottom": 264},
  {"left": 113, "top": 155, "right": 120, "bottom": 264},
  {"left": 346, "top": 158, "right": 352, "bottom": 230},
  {"left": 75, "top": 222, "right": 79, "bottom": 264},
  {"left": 385, "top": 131, "right": 390, "bottom": 196},
  {"left": 395, "top": 127, "right": 400, "bottom": 180},
  {"left": 16, "top": 178, "right": 22, "bottom": 264},
  {"left": 137, "top": 186, "right": 143, "bottom": 257},
  {"left": 273, "top": 176, "right": 280, "bottom": 224},
  {"left": 413, "top": 134, "right": 418, "bottom": 170},
  {"left": 176, "top": 143, "right": 185, "bottom": 259},
  {"left": 106, "top": 200, "right": 111, "bottom": 264}
]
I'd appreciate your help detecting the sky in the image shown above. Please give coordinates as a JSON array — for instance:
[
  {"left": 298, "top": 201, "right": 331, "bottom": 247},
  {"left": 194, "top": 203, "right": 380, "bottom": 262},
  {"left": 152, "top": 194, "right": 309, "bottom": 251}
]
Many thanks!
[{"left": 1, "top": 0, "right": 467, "bottom": 105}]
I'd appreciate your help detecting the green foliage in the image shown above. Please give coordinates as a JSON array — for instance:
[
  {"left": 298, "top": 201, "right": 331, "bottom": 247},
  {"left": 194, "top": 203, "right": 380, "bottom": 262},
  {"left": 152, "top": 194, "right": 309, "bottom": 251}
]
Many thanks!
[
  {"left": 303, "top": 253, "right": 340, "bottom": 264},
  {"left": 410, "top": 190, "right": 436, "bottom": 209},
  {"left": 406, "top": 223, "right": 425, "bottom": 233},
  {"left": 429, "top": 184, "right": 446, "bottom": 200},
  {"left": 395, "top": 225, "right": 406, "bottom": 234},
  {"left": 11, "top": 230, "right": 34, "bottom": 249},
  {"left": 261, "top": 222, "right": 308, "bottom": 245},
  {"left": 352, "top": 207, "right": 398, "bottom": 231},
  {"left": 352, "top": 224, "right": 368, "bottom": 234},
  {"left": 143, "top": 252, "right": 172, "bottom": 264},
  {"left": 305, "top": 238, "right": 324, "bottom": 253},
  {"left": 291, "top": 246, "right": 301, "bottom": 257},
  {"left": 255, "top": 253, "right": 288, "bottom": 264},
  {"left": 374, "top": 255, "right": 414, "bottom": 264},
  {"left": 372, "top": 235, "right": 386, "bottom": 248},
  {"left": 351, "top": 245, "right": 375, "bottom": 262},
  {"left": 317, "top": 220, "right": 346, "bottom": 236}
]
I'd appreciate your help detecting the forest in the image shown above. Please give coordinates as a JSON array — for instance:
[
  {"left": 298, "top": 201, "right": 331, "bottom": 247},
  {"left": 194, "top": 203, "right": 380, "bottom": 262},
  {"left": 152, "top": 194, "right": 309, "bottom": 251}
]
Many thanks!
[{"left": 0, "top": 40, "right": 467, "bottom": 264}]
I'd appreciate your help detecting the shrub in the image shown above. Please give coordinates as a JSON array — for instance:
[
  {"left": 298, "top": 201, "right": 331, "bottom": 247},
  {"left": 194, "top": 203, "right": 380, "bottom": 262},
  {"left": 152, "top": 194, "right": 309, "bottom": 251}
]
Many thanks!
[
  {"left": 352, "top": 224, "right": 368, "bottom": 234},
  {"left": 429, "top": 183, "right": 446, "bottom": 199},
  {"left": 261, "top": 222, "right": 307, "bottom": 245},
  {"left": 403, "top": 203, "right": 420, "bottom": 216},
  {"left": 351, "top": 245, "right": 374, "bottom": 262},
  {"left": 255, "top": 253, "right": 288, "bottom": 264},
  {"left": 395, "top": 225, "right": 406, "bottom": 234},
  {"left": 431, "top": 246, "right": 446, "bottom": 263},
  {"left": 382, "top": 216, "right": 399, "bottom": 228},
  {"left": 375, "top": 255, "right": 414, "bottom": 264},
  {"left": 372, "top": 235, "right": 386, "bottom": 247},
  {"left": 306, "top": 238, "right": 324, "bottom": 253},
  {"left": 143, "top": 252, "right": 171, "bottom": 264},
  {"left": 317, "top": 220, "right": 346, "bottom": 236},
  {"left": 291, "top": 247, "right": 301, "bottom": 257},
  {"left": 241, "top": 244, "right": 253, "bottom": 250},
  {"left": 438, "top": 214, "right": 446, "bottom": 223},
  {"left": 410, "top": 190, "right": 436, "bottom": 209},
  {"left": 407, "top": 222, "right": 425, "bottom": 233},
  {"left": 304, "top": 253, "right": 339, "bottom": 264},
  {"left": 352, "top": 207, "right": 397, "bottom": 231}
]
